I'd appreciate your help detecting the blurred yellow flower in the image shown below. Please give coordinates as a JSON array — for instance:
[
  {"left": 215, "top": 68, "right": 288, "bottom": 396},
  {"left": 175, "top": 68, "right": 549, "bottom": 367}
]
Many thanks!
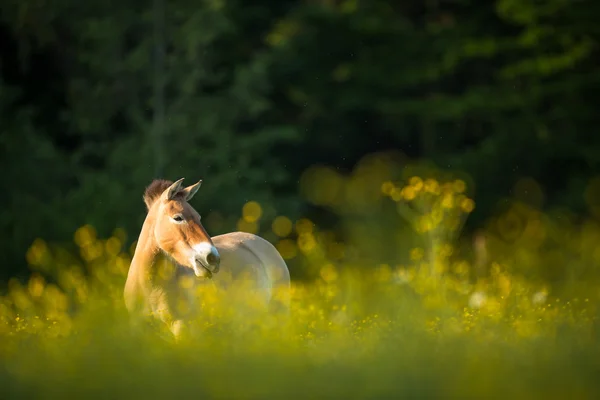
[
  {"left": 441, "top": 194, "right": 454, "bottom": 209},
  {"left": 80, "top": 242, "right": 103, "bottom": 262},
  {"left": 28, "top": 273, "right": 45, "bottom": 298},
  {"left": 381, "top": 181, "right": 394, "bottom": 196},
  {"left": 402, "top": 187, "right": 416, "bottom": 201},
  {"left": 105, "top": 237, "right": 122, "bottom": 257},
  {"left": 74, "top": 225, "right": 96, "bottom": 248},
  {"left": 424, "top": 179, "right": 440, "bottom": 195},
  {"left": 320, "top": 264, "right": 338, "bottom": 283},
  {"left": 26, "top": 239, "right": 49, "bottom": 267},
  {"left": 295, "top": 218, "right": 314, "bottom": 235},
  {"left": 390, "top": 188, "right": 403, "bottom": 202},
  {"left": 453, "top": 180, "right": 466, "bottom": 194},
  {"left": 416, "top": 216, "right": 434, "bottom": 233},
  {"left": 461, "top": 198, "right": 475, "bottom": 213},
  {"left": 298, "top": 233, "right": 317, "bottom": 254},
  {"left": 409, "top": 176, "right": 423, "bottom": 191}
]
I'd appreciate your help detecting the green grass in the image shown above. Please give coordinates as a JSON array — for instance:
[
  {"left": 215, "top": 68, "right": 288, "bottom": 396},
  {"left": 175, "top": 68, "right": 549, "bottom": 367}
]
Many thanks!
[
  {"left": 2, "top": 168, "right": 600, "bottom": 399},
  {"left": 1, "top": 254, "right": 599, "bottom": 399}
]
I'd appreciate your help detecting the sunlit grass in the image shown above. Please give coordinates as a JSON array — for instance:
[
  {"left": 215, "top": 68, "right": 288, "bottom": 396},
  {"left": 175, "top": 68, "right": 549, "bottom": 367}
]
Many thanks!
[{"left": 2, "top": 155, "right": 600, "bottom": 398}]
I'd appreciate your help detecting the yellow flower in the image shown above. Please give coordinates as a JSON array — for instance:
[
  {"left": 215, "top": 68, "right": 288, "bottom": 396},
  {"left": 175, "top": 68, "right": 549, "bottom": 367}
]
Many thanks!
[
  {"left": 319, "top": 264, "right": 338, "bottom": 283},
  {"left": 424, "top": 179, "right": 440, "bottom": 194},
  {"left": 298, "top": 233, "right": 317, "bottom": 254},
  {"left": 295, "top": 218, "right": 314, "bottom": 234},
  {"left": 409, "top": 176, "right": 423, "bottom": 192},
  {"left": 441, "top": 194, "right": 454, "bottom": 209},
  {"left": 461, "top": 198, "right": 475, "bottom": 213},
  {"left": 453, "top": 180, "right": 466, "bottom": 193},
  {"left": 416, "top": 216, "right": 434, "bottom": 233},
  {"left": 390, "top": 188, "right": 403, "bottom": 202},
  {"left": 402, "top": 187, "right": 416, "bottom": 201},
  {"left": 381, "top": 181, "right": 394, "bottom": 195}
]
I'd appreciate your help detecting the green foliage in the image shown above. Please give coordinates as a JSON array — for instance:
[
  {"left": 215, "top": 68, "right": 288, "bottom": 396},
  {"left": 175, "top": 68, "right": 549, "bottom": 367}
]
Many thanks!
[{"left": 0, "top": 82, "right": 76, "bottom": 281}]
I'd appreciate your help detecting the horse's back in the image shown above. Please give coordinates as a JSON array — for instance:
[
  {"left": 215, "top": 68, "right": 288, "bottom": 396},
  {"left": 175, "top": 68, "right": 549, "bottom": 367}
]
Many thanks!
[{"left": 211, "top": 232, "right": 291, "bottom": 310}]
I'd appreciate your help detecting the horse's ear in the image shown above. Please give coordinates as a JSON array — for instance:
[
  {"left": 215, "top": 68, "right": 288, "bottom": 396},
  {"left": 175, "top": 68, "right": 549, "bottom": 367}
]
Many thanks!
[
  {"left": 181, "top": 180, "right": 202, "bottom": 202},
  {"left": 161, "top": 178, "right": 185, "bottom": 202}
]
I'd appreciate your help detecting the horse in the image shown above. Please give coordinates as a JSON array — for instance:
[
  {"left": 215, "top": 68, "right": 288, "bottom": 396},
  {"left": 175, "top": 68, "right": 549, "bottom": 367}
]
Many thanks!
[{"left": 123, "top": 178, "right": 291, "bottom": 339}]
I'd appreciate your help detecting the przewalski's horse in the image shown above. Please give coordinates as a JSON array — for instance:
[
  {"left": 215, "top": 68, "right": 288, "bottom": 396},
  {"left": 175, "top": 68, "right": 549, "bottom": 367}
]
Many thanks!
[{"left": 124, "top": 178, "right": 291, "bottom": 339}]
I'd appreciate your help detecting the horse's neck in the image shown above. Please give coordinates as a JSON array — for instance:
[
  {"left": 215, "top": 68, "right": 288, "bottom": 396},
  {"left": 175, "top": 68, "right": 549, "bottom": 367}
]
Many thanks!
[
  {"left": 130, "top": 216, "right": 161, "bottom": 284},
  {"left": 131, "top": 231, "right": 191, "bottom": 287}
]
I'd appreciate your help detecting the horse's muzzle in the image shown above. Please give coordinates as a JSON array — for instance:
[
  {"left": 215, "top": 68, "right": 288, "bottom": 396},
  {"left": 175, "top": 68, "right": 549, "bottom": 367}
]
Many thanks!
[
  {"left": 191, "top": 243, "right": 220, "bottom": 278},
  {"left": 193, "top": 264, "right": 213, "bottom": 278}
]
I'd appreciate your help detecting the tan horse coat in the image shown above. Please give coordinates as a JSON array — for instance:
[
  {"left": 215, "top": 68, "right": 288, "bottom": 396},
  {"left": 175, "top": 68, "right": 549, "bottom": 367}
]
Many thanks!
[{"left": 123, "top": 179, "right": 290, "bottom": 338}]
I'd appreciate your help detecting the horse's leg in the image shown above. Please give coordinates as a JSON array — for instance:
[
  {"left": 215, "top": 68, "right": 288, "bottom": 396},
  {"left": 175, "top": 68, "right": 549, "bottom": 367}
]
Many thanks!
[
  {"left": 170, "top": 319, "right": 189, "bottom": 341},
  {"left": 150, "top": 294, "right": 189, "bottom": 342}
]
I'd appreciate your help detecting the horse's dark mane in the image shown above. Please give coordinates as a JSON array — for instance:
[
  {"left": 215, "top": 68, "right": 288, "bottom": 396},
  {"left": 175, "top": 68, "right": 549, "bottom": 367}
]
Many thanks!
[{"left": 143, "top": 179, "right": 174, "bottom": 210}]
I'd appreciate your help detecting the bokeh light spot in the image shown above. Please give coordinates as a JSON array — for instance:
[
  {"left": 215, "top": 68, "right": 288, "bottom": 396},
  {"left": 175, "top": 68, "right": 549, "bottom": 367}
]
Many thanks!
[
  {"left": 381, "top": 181, "right": 394, "bottom": 196},
  {"left": 28, "top": 273, "right": 45, "bottom": 298},
  {"left": 272, "top": 216, "right": 293, "bottom": 237},
  {"left": 242, "top": 201, "right": 263, "bottom": 223},
  {"left": 298, "top": 233, "right": 317, "bottom": 254},
  {"left": 74, "top": 225, "right": 97, "bottom": 248},
  {"left": 402, "top": 187, "right": 416, "bottom": 201},
  {"left": 237, "top": 219, "right": 258, "bottom": 234},
  {"left": 105, "top": 237, "right": 122, "bottom": 257},
  {"left": 300, "top": 166, "right": 344, "bottom": 206},
  {"left": 453, "top": 180, "right": 466, "bottom": 194},
  {"left": 295, "top": 218, "right": 314, "bottom": 235},
  {"left": 409, "top": 176, "right": 423, "bottom": 191},
  {"left": 441, "top": 194, "right": 454, "bottom": 209},
  {"left": 26, "top": 239, "right": 49, "bottom": 267},
  {"left": 424, "top": 179, "right": 440, "bottom": 195},
  {"left": 319, "top": 264, "right": 338, "bottom": 283},
  {"left": 460, "top": 198, "right": 475, "bottom": 213}
]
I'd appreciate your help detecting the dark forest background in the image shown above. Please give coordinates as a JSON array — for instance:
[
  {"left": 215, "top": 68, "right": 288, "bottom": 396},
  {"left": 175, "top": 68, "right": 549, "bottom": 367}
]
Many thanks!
[{"left": 1, "top": 0, "right": 600, "bottom": 281}]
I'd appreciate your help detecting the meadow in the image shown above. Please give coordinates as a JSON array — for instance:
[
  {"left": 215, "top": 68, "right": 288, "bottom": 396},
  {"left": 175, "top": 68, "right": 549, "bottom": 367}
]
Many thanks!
[{"left": 2, "top": 157, "right": 600, "bottom": 399}]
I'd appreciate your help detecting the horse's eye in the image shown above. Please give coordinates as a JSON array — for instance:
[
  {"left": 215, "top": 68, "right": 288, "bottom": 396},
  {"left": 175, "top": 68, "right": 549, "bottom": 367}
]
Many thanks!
[{"left": 172, "top": 215, "right": 184, "bottom": 223}]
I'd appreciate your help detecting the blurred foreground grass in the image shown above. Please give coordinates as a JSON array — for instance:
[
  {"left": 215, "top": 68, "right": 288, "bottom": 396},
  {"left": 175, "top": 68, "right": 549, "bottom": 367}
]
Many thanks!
[{"left": 2, "top": 156, "right": 600, "bottom": 399}]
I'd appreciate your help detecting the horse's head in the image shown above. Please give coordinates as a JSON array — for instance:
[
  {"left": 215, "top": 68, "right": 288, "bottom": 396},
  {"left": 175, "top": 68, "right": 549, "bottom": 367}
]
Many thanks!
[{"left": 148, "top": 178, "right": 220, "bottom": 278}]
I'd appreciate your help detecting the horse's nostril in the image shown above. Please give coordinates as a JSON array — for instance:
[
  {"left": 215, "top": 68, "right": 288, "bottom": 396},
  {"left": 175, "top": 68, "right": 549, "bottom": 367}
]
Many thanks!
[{"left": 206, "top": 252, "right": 219, "bottom": 266}]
